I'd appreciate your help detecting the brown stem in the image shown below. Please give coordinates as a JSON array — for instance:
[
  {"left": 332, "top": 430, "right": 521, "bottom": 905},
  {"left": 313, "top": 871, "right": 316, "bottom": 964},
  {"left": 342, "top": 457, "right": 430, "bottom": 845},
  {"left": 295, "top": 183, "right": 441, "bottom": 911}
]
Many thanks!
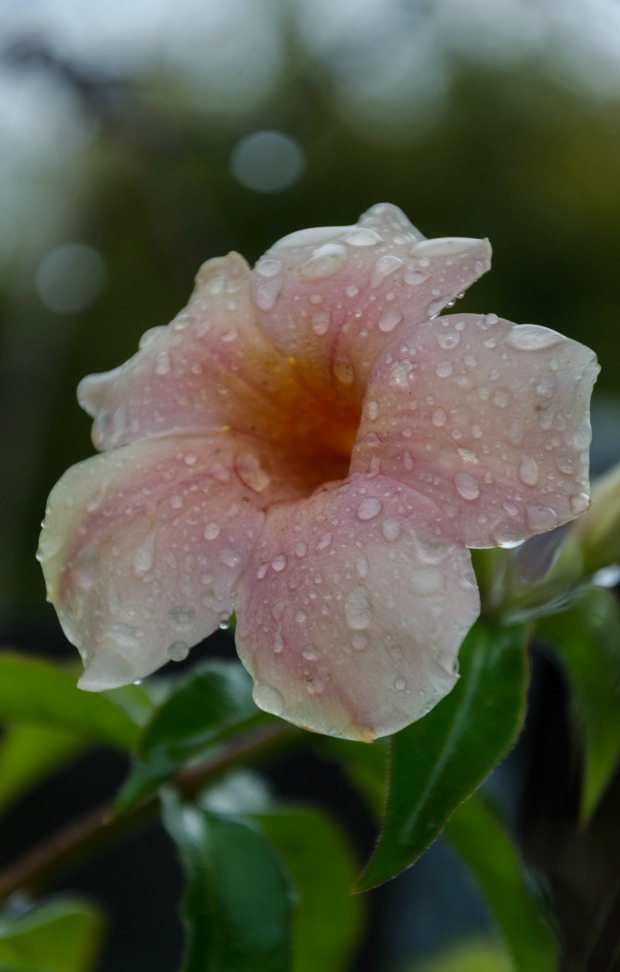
[{"left": 0, "top": 722, "right": 293, "bottom": 903}]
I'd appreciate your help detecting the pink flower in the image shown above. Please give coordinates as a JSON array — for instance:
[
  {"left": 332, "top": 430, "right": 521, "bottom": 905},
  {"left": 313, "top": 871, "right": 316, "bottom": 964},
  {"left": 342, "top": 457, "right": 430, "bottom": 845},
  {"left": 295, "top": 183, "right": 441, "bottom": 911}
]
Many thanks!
[{"left": 38, "top": 204, "right": 598, "bottom": 740}]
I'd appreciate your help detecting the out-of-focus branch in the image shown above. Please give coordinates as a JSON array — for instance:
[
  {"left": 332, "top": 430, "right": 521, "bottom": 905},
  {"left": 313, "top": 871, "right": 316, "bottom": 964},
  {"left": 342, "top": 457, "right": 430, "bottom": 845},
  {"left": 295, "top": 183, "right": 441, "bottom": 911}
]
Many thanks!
[{"left": 0, "top": 722, "right": 293, "bottom": 904}]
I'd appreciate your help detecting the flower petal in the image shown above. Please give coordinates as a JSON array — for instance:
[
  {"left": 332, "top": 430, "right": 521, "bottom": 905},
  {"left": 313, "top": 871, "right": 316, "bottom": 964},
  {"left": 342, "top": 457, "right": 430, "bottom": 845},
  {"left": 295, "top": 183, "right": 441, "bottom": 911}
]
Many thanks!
[
  {"left": 234, "top": 474, "right": 479, "bottom": 740},
  {"left": 78, "top": 253, "right": 355, "bottom": 463},
  {"left": 38, "top": 432, "right": 318, "bottom": 690},
  {"left": 250, "top": 203, "right": 491, "bottom": 406},
  {"left": 351, "top": 314, "right": 600, "bottom": 548}
]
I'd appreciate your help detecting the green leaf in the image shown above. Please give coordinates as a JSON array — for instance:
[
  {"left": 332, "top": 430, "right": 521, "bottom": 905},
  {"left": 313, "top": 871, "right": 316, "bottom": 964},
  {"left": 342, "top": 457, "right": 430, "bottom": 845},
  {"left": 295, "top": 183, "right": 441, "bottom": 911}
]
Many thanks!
[
  {"left": 359, "top": 623, "right": 529, "bottom": 890},
  {"left": 0, "top": 896, "right": 104, "bottom": 972},
  {"left": 0, "top": 653, "right": 139, "bottom": 751},
  {"left": 412, "top": 939, "right": 513, "bottom": 972},
  {"left": 0, "top": 725, "right": 86, "bottom": 817},
  {"left": 115, "top": 661, "right": 266, "bottom": 813},
  {"left": 257, "top": 808, "right": 363, "bottom": 972},
  {"left": 0, "top": 965, "right": 38, "bottom": 971},
  {"left": 445, "top": 795, "right": 558, "bottom": 972},
  {"left": 162, "top": 791, "right": 292, "bottom": 972},
  {"left": 538, "top": 587, "right": 620, "bottom": 823},
  {"left": 104, "top": 682, "right": 155, "bottom": 728}
]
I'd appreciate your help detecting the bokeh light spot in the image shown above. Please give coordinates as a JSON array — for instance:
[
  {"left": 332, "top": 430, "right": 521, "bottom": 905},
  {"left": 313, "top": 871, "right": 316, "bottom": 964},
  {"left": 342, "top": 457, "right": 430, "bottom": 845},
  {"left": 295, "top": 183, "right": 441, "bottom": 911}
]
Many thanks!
[
  {"left": 231, "top": 131, "right": 305, "bottom": 193},
  {"left": 35, "top": 244, "right": 106, "bottom": 314}
]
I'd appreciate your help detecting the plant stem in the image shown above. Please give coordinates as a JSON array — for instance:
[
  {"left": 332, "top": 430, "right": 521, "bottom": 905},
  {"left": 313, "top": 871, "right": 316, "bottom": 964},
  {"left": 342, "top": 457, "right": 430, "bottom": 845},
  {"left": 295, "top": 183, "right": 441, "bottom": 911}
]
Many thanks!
[{"left": 0, "top": 722, "right": 293, "bottom": 904}]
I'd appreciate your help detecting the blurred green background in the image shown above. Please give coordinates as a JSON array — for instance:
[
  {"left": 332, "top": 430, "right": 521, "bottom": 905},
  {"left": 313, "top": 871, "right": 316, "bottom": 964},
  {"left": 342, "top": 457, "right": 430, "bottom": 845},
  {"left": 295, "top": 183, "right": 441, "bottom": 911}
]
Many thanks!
[{"left": 1, "top": 1, "right": 619, "bottom": 968}]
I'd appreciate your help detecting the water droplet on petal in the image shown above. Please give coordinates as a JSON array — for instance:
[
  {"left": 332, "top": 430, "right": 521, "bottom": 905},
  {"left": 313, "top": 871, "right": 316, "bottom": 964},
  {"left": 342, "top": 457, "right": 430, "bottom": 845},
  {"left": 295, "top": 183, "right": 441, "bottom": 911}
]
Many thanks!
[
  {"left": 435, "top": 361, "right": 453, "bottom": 378},
  {"left": 209, "top": 463, "right": 230, "bottom": 483},
  {"left": 168, "top": 640, "right": 190, "bottom": 662},
  {"left": 302, "top": 243, "right": 348, "bottom": 279},
  {"left": 436, "top": 331, "right": 460, "bottom": 350},
  {"left": 234, "top": 453, "right": 271, "bottom": 492},
  {"left": 305, "top": 668, "right": 329, "bottom": 695},
  {"left": 345, "top": 227, "right": 382, "bottom": 246},
  {"left": 204, "top": 522, "right": 221, "bottom": 541},
  {"left": 133, "top": 533, "right": 155, "bottom": 577},
  {"left": 378, "top": 310, "right": 403, "bottom": 333},
  {"left": 334, "top": 357, "right": 354, "bottom": 384},
  {"left": 302, "top": 644, "right": 318, "bottom": 660},
  {"left": 155, "top": 350, "right": 171, "bottom": 375},
  {"left": 414, "top": 236, "right": 482, "bottom": 258},
  {"left": 371, "top": 254, "right": 403, "bottom": 288},
  {"left": 109, "top": 623, "right": 143, "bottom": 645},
  {"left": 507, "top": 324, "right": 563, "bottom": 351},
  {"left": 573, "top": 426, "right": 591, "bottom": 449},
  {"left": 350, "top": 632, "right": 368, "bottom": 651},
  {"left": 570, "top": 492, "right": 589, "bottom": 515},
  {"left": 454, "top": 473, "right": 480, "bottom": 501},
  {"left": 253, "top": 683, "right": 285, "bottom": 716},
  {"left": 255, "top": 257, "right": 282, "bottom": 278},
  {"left": 493, "top": 525, "right": 525, "bottom": 548},
  {"left": 311, "top": 311, "right": 330, "bottom": 335},
  {"left": 219, "top": 548, "right": 241, "bottom": 568},
  {"left": 382, "top": 518, "right": 402, "bottom": 541},
  {"left": 169, "top": 605, "right": 195, "bottom": 628},
  {"left": 357, "top": 497, "right": 382, "bottom": 520},
  {"left": 405, "top": 268, "right": 430, "bottom": 286},
  {"left": 394, "top": 676, "right": 407, "bottom": 691},
  {"left": 525, "top": 505, "right": 559, "bottom": 531},
  {"left": 255, "top": 278, "right": 282, "bottom": 310},
  {"left": 140, "top": 325, "right": 167, "bottom": 349},
  {"left": 518, "top": 456, "right": 539, "bottom": 487},
  {"left": 356, "top": 555, "right": 369, "bottom": 578},
  {"left": 271, "top": 553, "right": 287, "bottom": 572},
  {"left": 344, "top": 586, "right": 372, "bottom": 629}
]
